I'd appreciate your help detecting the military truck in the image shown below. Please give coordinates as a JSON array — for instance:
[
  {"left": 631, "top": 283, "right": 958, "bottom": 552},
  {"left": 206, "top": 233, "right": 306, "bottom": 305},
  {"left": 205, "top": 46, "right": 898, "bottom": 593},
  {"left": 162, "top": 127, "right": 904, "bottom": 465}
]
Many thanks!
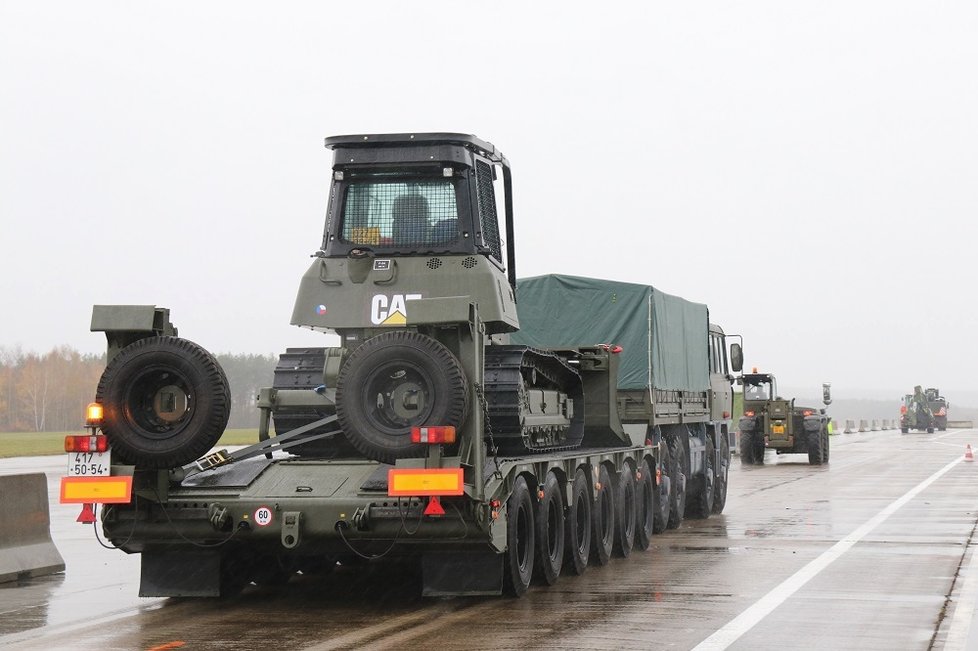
[
  {"left": 926, "top": 388, "right": 949, "bottom": 431},
  {"left": 900, "top": 385, "right": 937, "bottom": 434},
  {"left": 61, "top": 133, "right": 743, "bottom": 598},
  {"left": 737, "top": 372, "right": 831, "bottom": 465}
]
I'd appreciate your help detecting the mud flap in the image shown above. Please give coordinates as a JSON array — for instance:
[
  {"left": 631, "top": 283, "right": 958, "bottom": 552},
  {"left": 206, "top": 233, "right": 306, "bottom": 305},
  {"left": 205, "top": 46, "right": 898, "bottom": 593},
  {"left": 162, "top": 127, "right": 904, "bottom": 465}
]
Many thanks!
[
  {"left": 422, "top": 550, "right": 503, "bottom": 596},
  {"left": 140, "top": 549, "right": 220, "bottom": 597}
]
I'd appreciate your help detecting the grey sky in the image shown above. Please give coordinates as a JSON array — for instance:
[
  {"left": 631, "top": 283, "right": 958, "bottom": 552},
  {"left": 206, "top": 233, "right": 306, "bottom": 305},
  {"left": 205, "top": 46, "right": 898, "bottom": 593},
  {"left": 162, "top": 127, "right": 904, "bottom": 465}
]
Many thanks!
[{"left": 2, "top": 1, "right": 976, "bottom": 398}]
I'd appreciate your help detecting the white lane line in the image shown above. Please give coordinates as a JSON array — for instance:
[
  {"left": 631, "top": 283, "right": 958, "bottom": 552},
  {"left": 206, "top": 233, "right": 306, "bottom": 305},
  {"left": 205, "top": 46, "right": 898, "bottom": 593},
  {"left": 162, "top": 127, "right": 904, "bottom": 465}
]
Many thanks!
[
  {"left": 944, "top": 533, "right": 978, "bottom": 649},
  {"left": 693, "top": 455, "right": 965, "bottom": 651}
]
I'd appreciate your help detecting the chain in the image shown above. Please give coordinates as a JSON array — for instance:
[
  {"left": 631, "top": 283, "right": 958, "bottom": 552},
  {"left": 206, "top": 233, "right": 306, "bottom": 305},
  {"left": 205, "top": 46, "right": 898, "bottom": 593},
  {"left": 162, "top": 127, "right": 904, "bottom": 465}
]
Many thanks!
[{"left": 475, "top": 382, "right": 503, "bottom": 480}]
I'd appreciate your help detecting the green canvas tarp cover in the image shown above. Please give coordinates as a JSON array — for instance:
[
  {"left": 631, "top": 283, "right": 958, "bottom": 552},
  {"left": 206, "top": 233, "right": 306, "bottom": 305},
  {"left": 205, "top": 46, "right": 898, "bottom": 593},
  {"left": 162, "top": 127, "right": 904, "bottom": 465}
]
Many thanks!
[{"left": 510, "top": 274, "right": 710, "bottom": 392}]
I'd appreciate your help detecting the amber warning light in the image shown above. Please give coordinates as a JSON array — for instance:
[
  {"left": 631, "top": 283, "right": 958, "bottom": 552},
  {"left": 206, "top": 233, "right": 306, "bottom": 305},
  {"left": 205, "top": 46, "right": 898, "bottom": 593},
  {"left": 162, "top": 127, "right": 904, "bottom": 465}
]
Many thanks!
[{"left": 85, "top": 402, "right": 104, "bottom": 428}]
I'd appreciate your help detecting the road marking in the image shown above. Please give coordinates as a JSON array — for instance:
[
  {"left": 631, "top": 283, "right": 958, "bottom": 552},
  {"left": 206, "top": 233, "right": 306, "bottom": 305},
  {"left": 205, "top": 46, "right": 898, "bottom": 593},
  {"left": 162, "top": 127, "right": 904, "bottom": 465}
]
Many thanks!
[
  {"left": 944, "top": 535, "right": 978, "bottom": 650},
  {"left": 694, "top": 455, "right": 965, "bottom": 651}
]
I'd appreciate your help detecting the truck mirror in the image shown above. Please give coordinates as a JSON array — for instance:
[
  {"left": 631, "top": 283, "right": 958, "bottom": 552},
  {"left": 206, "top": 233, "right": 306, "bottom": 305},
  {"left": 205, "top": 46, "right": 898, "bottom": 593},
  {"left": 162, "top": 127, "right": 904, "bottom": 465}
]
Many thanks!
[
  {"left": 822, "top": 383, "right": 832, "bottom": 406},
  {"left": 730, "top": 343, "right": 743, "bottom": 373}
]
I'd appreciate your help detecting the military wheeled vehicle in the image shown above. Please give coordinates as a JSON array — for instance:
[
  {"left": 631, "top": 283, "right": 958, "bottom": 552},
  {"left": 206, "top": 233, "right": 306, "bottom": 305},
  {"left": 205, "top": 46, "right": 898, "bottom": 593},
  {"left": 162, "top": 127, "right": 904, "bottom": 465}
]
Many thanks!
[
  {"left": 63, "top": 133, "right": 744, "bottom": 598},
  {"left": 738, "top": 372, "right": 832, "bottom": 465},
  {"left": 900, "top": 385, "right": 938, "bottom": 433}
]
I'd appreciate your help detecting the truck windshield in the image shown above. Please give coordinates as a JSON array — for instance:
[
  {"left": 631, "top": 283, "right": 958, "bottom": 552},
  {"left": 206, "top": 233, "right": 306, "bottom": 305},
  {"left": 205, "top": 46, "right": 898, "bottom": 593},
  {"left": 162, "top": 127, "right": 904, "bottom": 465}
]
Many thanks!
[
  {"left": 744, "top": 381, "right": 771, "bottom": 401},
  {"left": 340, "top": 180, "right": 459, "bottom": 248}
]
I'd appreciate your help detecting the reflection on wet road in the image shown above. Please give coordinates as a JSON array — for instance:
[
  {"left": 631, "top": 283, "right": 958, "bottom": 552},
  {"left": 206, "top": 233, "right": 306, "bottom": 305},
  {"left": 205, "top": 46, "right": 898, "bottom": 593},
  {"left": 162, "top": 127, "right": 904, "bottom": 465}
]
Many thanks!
[{"left": 3, "top": 429, "right": 978, "bottom": 650}]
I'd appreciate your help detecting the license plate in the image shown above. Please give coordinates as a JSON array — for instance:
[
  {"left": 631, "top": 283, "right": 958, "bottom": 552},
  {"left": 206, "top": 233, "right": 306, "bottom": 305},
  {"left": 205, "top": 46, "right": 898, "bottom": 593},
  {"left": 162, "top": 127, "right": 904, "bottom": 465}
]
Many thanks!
[
  {"left": 67, "top": 451, "right": 111, "bottom": 477},
  {"left": 771, "top": 425, "right": 785, "bottom": 434}
]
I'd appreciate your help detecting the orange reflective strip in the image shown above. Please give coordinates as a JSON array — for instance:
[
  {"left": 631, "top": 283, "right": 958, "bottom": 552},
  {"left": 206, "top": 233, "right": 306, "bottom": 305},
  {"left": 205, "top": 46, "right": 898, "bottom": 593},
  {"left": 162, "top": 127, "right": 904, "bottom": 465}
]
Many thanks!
[
  {"left": 387, "top": 468, "right": 464, "bottom": 497},
  {"left": 60, "top": 476, "right": 133, "bottom": 504}
]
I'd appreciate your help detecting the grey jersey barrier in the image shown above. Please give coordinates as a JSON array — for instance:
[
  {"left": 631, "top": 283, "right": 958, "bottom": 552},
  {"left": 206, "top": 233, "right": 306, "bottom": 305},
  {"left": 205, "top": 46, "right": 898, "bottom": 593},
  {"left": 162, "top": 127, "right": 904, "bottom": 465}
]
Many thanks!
[{"left": 0, "top": 473, "right": 65, "bottom": 584}]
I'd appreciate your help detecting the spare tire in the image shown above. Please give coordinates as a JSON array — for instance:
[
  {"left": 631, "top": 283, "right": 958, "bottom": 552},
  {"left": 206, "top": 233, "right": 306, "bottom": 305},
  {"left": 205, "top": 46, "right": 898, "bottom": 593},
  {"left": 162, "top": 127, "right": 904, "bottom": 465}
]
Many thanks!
[
  {"left": 335, "top": 331, "right": 468, "bottom": 464},
  {"left": 96, "top": 336, "right": 231, "bottom": 469}
]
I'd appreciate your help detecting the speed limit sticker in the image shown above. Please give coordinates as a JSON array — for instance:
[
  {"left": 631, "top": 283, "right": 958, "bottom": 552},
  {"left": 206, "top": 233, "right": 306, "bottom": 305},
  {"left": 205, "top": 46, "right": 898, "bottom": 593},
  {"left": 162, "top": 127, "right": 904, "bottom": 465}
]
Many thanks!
[{"left": 254, "top": 506, "right": 273, "bottom": 526}]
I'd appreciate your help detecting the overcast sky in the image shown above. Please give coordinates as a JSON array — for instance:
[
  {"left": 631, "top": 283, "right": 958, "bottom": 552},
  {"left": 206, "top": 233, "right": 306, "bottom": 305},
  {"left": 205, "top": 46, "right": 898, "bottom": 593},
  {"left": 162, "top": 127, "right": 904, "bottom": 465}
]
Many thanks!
[{"left": 2, "top": 1, "right": 976, "bottom": 401}]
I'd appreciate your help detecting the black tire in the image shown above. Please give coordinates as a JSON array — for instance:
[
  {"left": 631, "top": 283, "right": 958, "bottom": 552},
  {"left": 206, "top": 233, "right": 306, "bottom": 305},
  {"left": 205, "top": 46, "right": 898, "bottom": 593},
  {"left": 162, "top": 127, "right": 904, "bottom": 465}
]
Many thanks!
[
  {"left": 901, "top": 427, "right": 909, "bottom": 434},
  {"left": 503, "top": 476, "right": 535, "bottom": 597},
  {"left": 652, "top": 443, "right": 670, "bottom": 534},
  {"left": 635, "top": 458, "right": 656, "bottom": 550},
  {"left": 688, "top": 438, "right": 715, "bottom": 518},
  {"left": 613, "top": 461, "right": 636, "bottom": 558},
  {"left": 564, "top": 468, "right": 592, "bottom": 576},
  {"left": 219, "top": 552, "right": 252, "bottom": 598},
  {"left": 740, "top": 431, "right": 755, "bottom": 465},
  {"left": 713, "top": 432, "right": 730, "bottom": 514},
  {"left": 752, "top": 432, "right": 766, "bottom": 465},
  {"left": 251, "top": 554, "right": 294, "bottom": 587},
  {"left": 534, "top": 472, "right": 565, "bottom": 586},
  {"left": 335, "top": 332, "right": 468, "bottom": 464},
  {"left": 807, "top": 429, "right": 824, "bottom": 465},
  {"left": 666, "top": 433, "right": 688, "bottom": 529},
  {"left": 927, "top": 427, "right": 934, "bottom": 434},
  {"left": 96, "top": 336, "right": 230, "bottom": 469},
  {"left": 822, "top": 429, "right": 830, "bottom": 463},
  {"left": 590, "top": 464, "right": 614, "bottom": 566}
]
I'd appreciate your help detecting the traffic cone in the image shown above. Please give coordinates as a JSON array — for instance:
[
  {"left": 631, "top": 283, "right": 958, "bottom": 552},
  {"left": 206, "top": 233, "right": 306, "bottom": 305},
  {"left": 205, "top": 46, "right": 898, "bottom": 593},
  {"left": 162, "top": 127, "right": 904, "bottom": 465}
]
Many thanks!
[{"left": 965, "top": 445, "right": 974, "bottom": 462}]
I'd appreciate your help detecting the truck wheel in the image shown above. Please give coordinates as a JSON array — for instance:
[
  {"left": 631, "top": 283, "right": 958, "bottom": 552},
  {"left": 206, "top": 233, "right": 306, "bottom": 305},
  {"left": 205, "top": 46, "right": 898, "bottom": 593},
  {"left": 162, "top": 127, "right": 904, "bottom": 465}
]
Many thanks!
[
  {"left": 688, "top": 439, "right": 715, "bottom": 518},
  {"left": 666, "top": 434, "right": 687, "bottom": 529},
  {"left": 901, "top": 427, "right": 909, "bottom": 434},
  {"left": 713, "top": 433, "right": 729, "bottom": 514},
  {"left": 96, "top": 336, "right": 231, "bottom": 469},
  {"left": 635, "top": 459, "right": 656, "bottom": 550},
  {"left": 652, "top": 445, "right": 670, "bottom": 534},
  {"left": 534, "top": 472, "right": 565, "bottom": 586},
  {"left": 807, "top": 429, "right": 824, "bottom": 465},
  {"left": 613, "top": 461, "right": 636, "bottom": 558},
  {"left": 335, "top": 332, "right": 468, "bottom": 464},
  {"left": 590, "top": 464, "right": 615, "bottom": 566},
  {"left": 822, "top": 429, "right": 830, "bottom": 463},
  {"left": 503, "top": 476, "right": 535, "bottom": 597},
  {"left": 927, "top": 427, "right": 934, "bottom": 434},
  {"left": 564, "top": 468, "right": 592, "bottom": 575},
  {"left": 740, "top": 432, "right": 755, "bottom": 465}
]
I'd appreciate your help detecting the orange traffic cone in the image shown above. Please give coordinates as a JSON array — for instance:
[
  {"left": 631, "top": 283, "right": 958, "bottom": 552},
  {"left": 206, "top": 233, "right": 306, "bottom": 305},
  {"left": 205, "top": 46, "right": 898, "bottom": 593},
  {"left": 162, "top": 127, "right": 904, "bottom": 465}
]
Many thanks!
[{"left": 965, "top": 445, "right": 974, "bottom": 462}]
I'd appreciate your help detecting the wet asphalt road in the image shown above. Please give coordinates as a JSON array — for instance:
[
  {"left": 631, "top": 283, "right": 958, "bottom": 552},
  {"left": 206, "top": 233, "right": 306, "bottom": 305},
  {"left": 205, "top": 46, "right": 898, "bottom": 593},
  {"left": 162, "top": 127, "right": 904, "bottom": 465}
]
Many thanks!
[{"left": 3, "top": 428, "right": 978, "bottom": 651}]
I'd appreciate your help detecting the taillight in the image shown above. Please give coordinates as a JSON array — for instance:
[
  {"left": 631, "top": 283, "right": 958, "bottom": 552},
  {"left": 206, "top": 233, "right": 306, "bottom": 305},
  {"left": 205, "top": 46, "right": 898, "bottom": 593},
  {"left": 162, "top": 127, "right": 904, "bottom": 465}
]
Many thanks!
[
  {"left": 744, "top": 410, "right": 755, "bottom": 417},
  {"left": 411, "top": 426, "right": 456, "bottom": 444},
  {"left": 65, "top": 435, "right": 110, "bottom": 453},
  {"left": 803, "top": 409, "right": 814, "bottom": 416}
]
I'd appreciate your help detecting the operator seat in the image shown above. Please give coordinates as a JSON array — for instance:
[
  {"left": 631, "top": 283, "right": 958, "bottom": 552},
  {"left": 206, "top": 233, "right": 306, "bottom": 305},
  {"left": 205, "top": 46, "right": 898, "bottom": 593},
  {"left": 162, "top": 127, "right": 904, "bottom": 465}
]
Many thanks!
[{"left": 391, "top": 194, "right": 429, "bottom": 245}]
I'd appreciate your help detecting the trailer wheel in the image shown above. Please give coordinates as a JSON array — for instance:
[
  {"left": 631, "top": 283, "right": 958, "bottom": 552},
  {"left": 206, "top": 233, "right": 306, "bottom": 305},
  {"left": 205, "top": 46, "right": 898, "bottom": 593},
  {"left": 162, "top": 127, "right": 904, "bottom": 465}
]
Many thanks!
[
  {"left": 713, "top": 433, "right": 730, "bottom": 514},
  {"left": 96, "top": 336, "right": 231, "bottom": 469},
  {"left": 613, "top": 461, "right": 636, "bottom": 558},
  {"left": 503, "top": 476, "right": 535, "bottom": 597},
  {"left": 564, "top": 468, "right": 592, "bottom": 575},
  {"left": 590, "top": 464, "right": 614, "bottom": 566},
  {"left": 822, "top": 428, "right": 830, "bottom": 463},
  {"left": 807, "top": 429, "right": 824, "bottom": 465},
  {"left": 688, "top": 439, "right": 715, "bottom": 518},
  {"left": 635, "top": 459, "right": 656, "bottom": 550},
  {"left": 335, "top": 332, "right": 468, "bottom": 464},
  {"left": 534, "top": 472, "right": 565, "bottom": 586},
  {"left": 666, "top": 434, "right": 687, "bottom": 529},
  {"left": 652, "top": 443, "right": 670, "bottom": 534}
]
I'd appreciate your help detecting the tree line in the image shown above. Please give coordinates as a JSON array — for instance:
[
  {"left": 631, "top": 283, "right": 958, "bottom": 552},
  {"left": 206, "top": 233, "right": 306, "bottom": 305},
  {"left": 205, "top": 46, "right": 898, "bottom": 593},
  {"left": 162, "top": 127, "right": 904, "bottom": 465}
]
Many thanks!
[{"left": 0, "top": 346, "right": 278, "bottom": 432}]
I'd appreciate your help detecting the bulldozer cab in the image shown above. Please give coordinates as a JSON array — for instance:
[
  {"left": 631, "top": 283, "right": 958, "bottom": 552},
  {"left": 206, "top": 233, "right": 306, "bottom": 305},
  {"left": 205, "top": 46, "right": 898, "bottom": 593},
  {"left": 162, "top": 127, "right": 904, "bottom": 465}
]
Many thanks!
[{"left": 320, "top": 133, "right": 516, "bottom": 288}]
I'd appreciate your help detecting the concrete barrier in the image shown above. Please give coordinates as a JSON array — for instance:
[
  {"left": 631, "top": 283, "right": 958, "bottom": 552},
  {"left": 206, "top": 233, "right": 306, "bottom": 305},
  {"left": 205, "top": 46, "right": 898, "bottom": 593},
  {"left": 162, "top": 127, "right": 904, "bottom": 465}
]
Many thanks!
[
  {"left": 871, "top": 419, "right": 880, "bottom": 431},
  {"left": 831, "top": 420, "right": 840, "bottom": 435},
  {"left": 948, "top": 420, "right": 975, "bottom": 429},
  {"left": 858, "top": 419, "right": 868, "bottom": 433},
  {"left": 0, "top": 473, "right": 65, "bottom": 584},
  {"left": 881, "top": 419, "right": 890, "bottom": 430},
  {"left": 844, "top": 419, "right": 855, "bottom": 434}
]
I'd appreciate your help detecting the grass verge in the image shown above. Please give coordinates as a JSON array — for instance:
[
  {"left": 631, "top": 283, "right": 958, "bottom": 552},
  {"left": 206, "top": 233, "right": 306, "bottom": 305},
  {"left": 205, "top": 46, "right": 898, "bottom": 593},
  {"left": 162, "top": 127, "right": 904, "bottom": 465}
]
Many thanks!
[{"left": 0, "top": 429, "right": 260, "bottom": 459}]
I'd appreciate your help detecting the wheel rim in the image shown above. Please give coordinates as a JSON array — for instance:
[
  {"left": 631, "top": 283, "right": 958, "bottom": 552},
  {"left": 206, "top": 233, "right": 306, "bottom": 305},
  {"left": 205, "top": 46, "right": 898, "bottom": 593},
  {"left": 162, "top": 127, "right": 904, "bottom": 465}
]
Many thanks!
[
  {"left": 123, "top": 365, "right": 194, "bottom": 439},
  {"left": 359, "top": 360, "right": 434, "bottom": 431}
]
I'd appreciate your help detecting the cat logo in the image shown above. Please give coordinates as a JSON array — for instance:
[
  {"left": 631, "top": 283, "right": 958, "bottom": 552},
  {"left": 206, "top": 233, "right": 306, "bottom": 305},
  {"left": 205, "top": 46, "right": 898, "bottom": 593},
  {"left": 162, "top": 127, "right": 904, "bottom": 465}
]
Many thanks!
[{"left": 370, "top": 293, "right": 422, "bottom": 326}]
